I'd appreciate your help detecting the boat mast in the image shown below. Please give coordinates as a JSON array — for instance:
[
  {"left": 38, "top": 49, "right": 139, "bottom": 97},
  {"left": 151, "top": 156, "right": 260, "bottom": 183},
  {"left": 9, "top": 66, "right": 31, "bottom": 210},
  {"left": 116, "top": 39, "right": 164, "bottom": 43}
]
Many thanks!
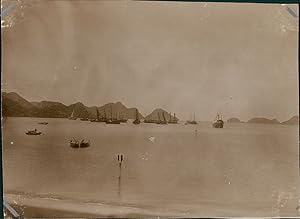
[
  {"left": 111, "top": 105, "right": 113, "bottom": 120},
  {"left": 96, "top": 108, "right": 100, "bottom": 120},
  {"left": 162, "top": 112, "right": 166, "bottom": 122},
  {"left": 71, "top": 109, "right": 74, "bottom": 118}
]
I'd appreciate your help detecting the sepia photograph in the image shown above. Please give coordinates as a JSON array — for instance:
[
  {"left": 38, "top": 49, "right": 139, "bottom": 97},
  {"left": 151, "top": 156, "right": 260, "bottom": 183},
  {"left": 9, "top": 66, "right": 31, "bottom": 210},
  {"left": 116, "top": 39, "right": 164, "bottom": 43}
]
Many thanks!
[{"left": 1, "top": 0, "right": 299, "bottom": 218}]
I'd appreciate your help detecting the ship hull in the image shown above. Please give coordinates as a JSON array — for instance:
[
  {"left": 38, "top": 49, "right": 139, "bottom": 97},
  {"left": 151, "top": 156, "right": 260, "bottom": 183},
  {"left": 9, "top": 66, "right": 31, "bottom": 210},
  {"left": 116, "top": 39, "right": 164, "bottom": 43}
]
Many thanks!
[
  {"left": 105, "top": 120, "right": 121, "bottom": 124},
  {"left": 213, "top": 120, "right": 224, "bottom": 128},
  {"left": 185, "top": 121, "right": 197, "bottom": 125},
  {"left": 133, "top": 119, "right": 141, "bottom": 124}
]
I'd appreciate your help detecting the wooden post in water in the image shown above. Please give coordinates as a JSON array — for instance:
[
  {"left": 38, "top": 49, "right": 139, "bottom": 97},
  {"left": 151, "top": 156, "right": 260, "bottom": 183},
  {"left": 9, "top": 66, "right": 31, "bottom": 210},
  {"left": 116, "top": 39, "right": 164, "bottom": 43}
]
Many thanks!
[{"left": 117, "top": 154, "right": 124, "bottom": 199}]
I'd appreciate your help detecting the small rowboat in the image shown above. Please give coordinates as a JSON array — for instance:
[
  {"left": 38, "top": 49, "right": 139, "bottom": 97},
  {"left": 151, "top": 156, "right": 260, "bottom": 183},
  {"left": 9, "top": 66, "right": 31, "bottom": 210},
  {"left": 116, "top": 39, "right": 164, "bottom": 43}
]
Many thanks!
[
  {"left": 38, "top": 122, "right": 48, "bottom": 125},
  {"left": 70, "top": 140, "right": 80, "bottom": 148},
  {"left": 80, "top": 140, "right": 90, "bottom": 148},
  {"left": 70, "top": 139, "right": 90, "bottom": 148},
  {"left": 26, "top": 130, "right": 42, "bottom": 135}
]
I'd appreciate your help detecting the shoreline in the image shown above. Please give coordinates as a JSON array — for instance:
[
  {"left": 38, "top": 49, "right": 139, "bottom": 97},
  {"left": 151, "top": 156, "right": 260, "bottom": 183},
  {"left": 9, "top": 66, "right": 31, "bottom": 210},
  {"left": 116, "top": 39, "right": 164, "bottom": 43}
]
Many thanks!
[{"left": 4, "top": 194, "right": 185, "bottom": 218}]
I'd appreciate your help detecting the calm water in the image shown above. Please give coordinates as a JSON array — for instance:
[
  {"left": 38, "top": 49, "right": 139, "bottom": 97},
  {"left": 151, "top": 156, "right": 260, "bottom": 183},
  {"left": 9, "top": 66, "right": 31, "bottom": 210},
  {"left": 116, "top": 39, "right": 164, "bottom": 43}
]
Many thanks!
[{"left": 3, "top": 117, "right": 300, "bottom": 216}]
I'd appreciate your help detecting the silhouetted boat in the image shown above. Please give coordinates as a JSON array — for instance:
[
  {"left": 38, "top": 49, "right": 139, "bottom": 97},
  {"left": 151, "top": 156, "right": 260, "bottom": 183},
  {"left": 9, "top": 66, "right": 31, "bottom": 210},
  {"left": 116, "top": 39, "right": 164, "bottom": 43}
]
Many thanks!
[
  {"left": 26, "top": 129, "right": 42, "bottom": 135},
  {"left": 144, "top": 119, "right": 156, "bottom": 123},
  {"left": 38, "top": 122, "right": 48, "bottom": 125},
  {"left": 91, "top": 108, "right": 107, "bottom": 122},
  {"left": 105, "top": 105, "right": 121, "bottom": 124},
  {"left": 119, "top": 113, "right": 128, "bottom": 123},
  {"left": 80, "top": 139, "right": 90, "bottom": 148},
  {"left": 168, "top": 113, "right": 178, "bottom": 124},
  {"left": 69, "top": 109, "right": 77, "bottom": 120},
  {"left": 105, "top": 119, "right": 121, "bottom": 124},
  {"left": 70, "top": 139, "right": 90, "bottom": 148},
  {"left": 133, "top": 108, "right": 141, "bottom": 124},
  {"left": 161, "top": 112, "right": 168, "bottom": 124},
  {"left": 156, "top": 112, "right": 167, "bottom": 125},
  {"left": 80, "top": 118, "right": 89, "bottom": 121},
  {"left": 70, "top": 139, "right": 79, "bottom": 148},
  {"left": 185, "top": 113, "right": 197, "bottom": 125},
  {"left": 95, "top": 108, "right": 106, "bottom": 122},
  {"left": 144, "top": 116, "right": 156, "bottom": 123},
  {"left": 212, "top": 114, "right": 224, "bottom": 128}
]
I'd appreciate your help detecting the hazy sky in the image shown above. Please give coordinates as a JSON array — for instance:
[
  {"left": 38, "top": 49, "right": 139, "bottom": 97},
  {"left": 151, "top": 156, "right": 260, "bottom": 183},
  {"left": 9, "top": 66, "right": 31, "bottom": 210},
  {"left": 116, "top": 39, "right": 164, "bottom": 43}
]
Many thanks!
[{"left": 2, "top": 1, "right": 298, "bottom": 121}]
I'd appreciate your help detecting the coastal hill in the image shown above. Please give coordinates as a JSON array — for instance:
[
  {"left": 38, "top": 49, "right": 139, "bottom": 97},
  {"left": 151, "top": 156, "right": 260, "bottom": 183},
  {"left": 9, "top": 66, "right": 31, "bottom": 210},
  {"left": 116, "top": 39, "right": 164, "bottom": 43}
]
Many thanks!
[
  {"left": 69, "top": 102, "right": 90, "bottom": 118},
  {"left": 121, "top": 108, "right": 144, "bottom": 120},
  {"left": 281, "top": 115, "right": 299, "bottom": 125},
  {"left": 86, "top": 103, "right": 144, "bottom": 120},
  {"left": 31, "top": 101, "right": 71, "bottom": 118},
  {"left": 227, "top": 118, "right": 242, "bottom": 123},
  {"left": 145, "top": 108, "right": 179, "bottom": 122},
  {"left": 2, "top": 92, "right": 36, "bottom": 117},
  {"left": 2, "top": 92, "right": 143, "bottom": 119},
  {"left": 247, "top": 117, "right": 280, "bottom": 124}
]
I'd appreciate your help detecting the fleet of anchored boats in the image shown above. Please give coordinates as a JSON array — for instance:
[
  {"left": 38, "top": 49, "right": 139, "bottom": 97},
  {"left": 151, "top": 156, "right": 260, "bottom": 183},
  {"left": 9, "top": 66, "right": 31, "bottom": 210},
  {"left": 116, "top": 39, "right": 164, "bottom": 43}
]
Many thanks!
[
  {"left": 68, "top": 107, "right": 224, "bottom": 128},
  {"left": 25, "top": 109, "right": 224, "bottom": 148}
]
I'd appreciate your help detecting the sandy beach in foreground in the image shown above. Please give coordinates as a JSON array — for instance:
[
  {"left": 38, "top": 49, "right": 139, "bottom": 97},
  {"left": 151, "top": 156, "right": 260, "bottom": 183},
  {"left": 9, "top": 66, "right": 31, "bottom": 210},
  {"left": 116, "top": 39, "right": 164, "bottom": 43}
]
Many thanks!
[
  {"left": 4, "top": 194, "right": 188, "bottom": 218},
  {"left": 6, "top": 193, "right": 300, "bottom": 218}
]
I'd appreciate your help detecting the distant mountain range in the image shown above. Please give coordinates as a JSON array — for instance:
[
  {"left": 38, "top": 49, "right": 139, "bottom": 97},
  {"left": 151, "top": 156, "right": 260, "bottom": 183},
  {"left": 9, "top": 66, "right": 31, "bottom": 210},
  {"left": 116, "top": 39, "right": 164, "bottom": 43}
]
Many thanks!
[
  {"left": 227, "top": 118, "right": 242, "bottom": 123},
  {"left": 2, "top": 92, "right": 297, "bottom": 125},
  {"left": 2, "top": 92, "right": 146, "bottom": 119},
  {"left": 144, "top": 108, "right": 179, "bottom": 122},
  {"left": 247, "top": 117, "right": 280, "bottom": 124},
  {"left": 226, "top": 116, "right": 298, "bottom": 125},
  {"left": 2, "top": 92, "right": 151, "bottom": 120},
  {"left": 281, "top": 115, "right": 299, "bottom": 125}
]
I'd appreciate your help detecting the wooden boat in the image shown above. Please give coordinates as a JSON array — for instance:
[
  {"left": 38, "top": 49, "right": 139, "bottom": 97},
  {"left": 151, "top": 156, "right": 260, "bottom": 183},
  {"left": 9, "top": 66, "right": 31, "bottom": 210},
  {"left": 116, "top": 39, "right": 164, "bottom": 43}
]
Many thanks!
[
  {"left": 69, "top": 109, "right": 77, "bottom": 120},
  {"left": 80, "top": 118, "right": 89, "bottom": 121},
  {"left": 119, "top": 113, "right": 128, "bottom": 123},
  {"left": 133, "top": 108, "right": 141, "bottom": 124},
  {"left": 80, "top": 139, "right": 90, "bottom": 148},
  {"left": 70, "top": 139, "right": 90, "bottom": 148},
  {"left": 185, "top": 113, "right": 197, "bottom": 125},
  {"left": 91, "top": 108, "right": 107, "bottom": 122},
  {"left": 26, "top": 129, "right": 42, "bottom": 135},
  {"left": 105, "top": 105, "right": 121, "bottom": 124},
  {"left": 38, "top": 122, "right": 48, "bottom": 125},
  {"left": 168, "top": 113, "right": 178, "bottom": 124},
  {"left": 212, "top": 114, "right": 224, "bottom": 128},
  {"left": 156, "top": 112, "right": 167, "bottom": 125},
  {"left": 70, "top": 139, "right": 80, "bottom": 148},
  {"left": 161, "top": 112, "right": 168, "bottom": 124},
  {"left": 105, "top": 119, "right": 121, "bottom": 124}
]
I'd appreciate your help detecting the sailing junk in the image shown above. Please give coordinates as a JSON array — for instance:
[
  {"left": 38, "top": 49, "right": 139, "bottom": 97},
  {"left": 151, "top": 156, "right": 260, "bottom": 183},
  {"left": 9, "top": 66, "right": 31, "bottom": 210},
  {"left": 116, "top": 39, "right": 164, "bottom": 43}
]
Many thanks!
[
  {"left": 119, "top": 113, "right": 128, "bottom": 123},
  {"left": 168, "top": 113, "right": 178, "bottom": 124},
  {"left": 156, "top": 112, "right": 167, "bottom": 125},
  {"left": 212, "top": 114, "right": 224, "bottom": 128},
  {"left": 105, "top": 105, "right": 121, "bottom": 124},
  {"left": 69, "top": 109, "right": 77, "bottom": 120},
  {"left": 91, "top": 108, "right": 106, "bottom": 122},
  {"left": 185, "top": 113, "right": 197, "bottom": 125},
  {"left": 133, "top": 108, "right": 141, "bottom": 124}
]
